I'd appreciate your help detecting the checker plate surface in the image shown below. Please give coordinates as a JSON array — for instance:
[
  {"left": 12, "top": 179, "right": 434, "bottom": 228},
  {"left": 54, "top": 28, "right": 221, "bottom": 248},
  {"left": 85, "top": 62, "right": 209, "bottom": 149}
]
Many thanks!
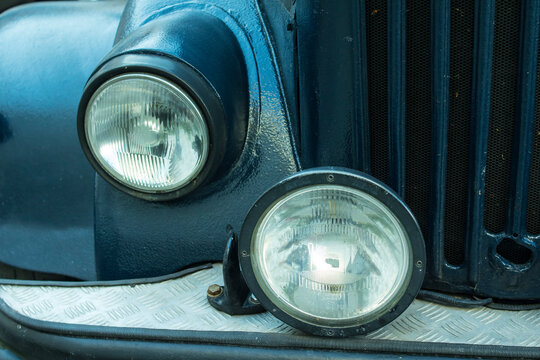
[{"left": 0, "top": 264, "right": 538, "bottom": 346}]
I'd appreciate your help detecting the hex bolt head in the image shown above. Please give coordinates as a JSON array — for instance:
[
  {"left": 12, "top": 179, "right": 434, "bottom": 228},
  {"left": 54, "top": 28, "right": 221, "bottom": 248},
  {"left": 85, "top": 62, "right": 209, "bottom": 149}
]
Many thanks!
[{"left": 207, "top": 284, "right": 223, "bottom": 297}]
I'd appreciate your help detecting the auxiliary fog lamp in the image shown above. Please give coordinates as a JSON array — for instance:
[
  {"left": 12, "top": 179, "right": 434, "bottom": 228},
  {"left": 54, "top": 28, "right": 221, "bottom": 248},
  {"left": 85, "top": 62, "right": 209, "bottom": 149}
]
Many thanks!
[{"left": 238, "top": 168, "right": 426, "bottom": 337}]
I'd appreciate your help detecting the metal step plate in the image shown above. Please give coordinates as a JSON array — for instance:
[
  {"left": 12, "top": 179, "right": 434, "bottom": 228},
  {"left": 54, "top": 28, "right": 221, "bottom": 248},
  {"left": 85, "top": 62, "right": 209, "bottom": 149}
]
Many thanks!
[{"left": 0, "top": 264, "right": 538, "bottom": 346}]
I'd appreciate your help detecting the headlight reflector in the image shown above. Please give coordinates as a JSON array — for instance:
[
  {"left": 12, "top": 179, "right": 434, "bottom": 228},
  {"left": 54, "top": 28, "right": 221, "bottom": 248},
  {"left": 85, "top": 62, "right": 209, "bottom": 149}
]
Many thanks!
[
  {"left": 240, "top": 168, "right": 425, "bottom": 336},
  {"left": 85, "top": 73, "right": 209, "bottom": 193}
]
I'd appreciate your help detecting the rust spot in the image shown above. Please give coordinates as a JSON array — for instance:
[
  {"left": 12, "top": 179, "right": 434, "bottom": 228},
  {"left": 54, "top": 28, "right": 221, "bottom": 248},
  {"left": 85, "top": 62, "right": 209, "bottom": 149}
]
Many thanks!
[{"left": 207, "top": 284, "right": 223, "bottom": 297}]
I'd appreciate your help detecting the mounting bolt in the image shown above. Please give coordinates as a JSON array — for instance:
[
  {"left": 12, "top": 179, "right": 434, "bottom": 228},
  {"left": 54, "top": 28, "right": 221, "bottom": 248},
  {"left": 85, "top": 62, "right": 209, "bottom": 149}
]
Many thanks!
[{"left": 207, "top": 284, "right": 223, "bottom": 297}]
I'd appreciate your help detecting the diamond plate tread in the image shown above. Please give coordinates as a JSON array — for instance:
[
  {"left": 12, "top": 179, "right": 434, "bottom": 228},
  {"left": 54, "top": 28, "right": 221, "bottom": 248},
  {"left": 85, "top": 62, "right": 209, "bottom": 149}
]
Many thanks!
[{"left": 0, "top": 264, "right": 538, "bottom": 346}]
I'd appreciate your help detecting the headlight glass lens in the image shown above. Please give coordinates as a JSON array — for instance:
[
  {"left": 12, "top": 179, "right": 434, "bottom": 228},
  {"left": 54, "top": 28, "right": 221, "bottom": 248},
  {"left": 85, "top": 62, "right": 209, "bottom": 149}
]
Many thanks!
[
  {"left": 251, "top": 184, "right": 412, "bottom": 327},
  {"left": 85, "top": 73, "right": 209, "bottom": 193}
]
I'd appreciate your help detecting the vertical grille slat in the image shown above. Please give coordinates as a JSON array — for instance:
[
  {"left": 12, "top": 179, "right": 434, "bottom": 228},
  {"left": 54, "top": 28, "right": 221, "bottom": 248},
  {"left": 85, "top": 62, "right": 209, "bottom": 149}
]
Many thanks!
[
  {"left": 366, "top": 0, "right": 389, "bottom": 184},
  {"left": 356, "top": 0, "right": 372, "bottom": 174},
  {"left": 296, "top": 1, "right": 371, "bottom": 170},
  {"left": 387, "top": 0, "right": 407, "bottom": 198},
  {"left": 507, "top": 0, "right": 540, "bottom": 236},
  {"left": 484, "top": 0, "right": 520, "bottom": 234},
  {"left": 466, "top": 0, "right": 495, "bottom": 283},
  {"left": 428, "top": 0, "right": 449, "bottom": 273},
  {"left": 444, "top": 0, "right": 475, "bottom": 266}
]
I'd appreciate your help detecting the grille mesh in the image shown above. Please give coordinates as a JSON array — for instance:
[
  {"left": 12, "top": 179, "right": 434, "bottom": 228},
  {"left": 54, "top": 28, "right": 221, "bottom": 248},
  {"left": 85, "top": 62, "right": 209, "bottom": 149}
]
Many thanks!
[
  {"left": 364, "top": 0, "right": 538, "bottom": 267},
  {"left": 404, "top": 0, "right": 431, "bottom": 241},
  {"left": 365, "top": 0, "right": 389, "bottom": 184},
  {"left": 484, "top": 0, "right": 521, "bottom": 234},
  {"left": 444, "top": 0, "right": 475, "bottom": 266},
  {"left": 527, "top": 36, "right": 540, "bottom": 236}
]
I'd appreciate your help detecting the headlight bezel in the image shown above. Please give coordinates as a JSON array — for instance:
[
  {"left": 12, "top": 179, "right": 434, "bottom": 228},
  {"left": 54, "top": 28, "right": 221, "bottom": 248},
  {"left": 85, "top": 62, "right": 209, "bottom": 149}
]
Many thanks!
[
  {"left": 238, "top": 167, "right": 426, "bottom": 337},
  {"left": 77, "top": 53, "right": 227, "bottom": 201}
]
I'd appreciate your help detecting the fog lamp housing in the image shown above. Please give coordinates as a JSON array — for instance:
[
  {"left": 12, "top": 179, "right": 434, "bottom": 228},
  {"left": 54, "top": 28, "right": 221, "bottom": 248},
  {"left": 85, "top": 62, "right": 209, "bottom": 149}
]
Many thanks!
[{"left": 239, "top": 168, "right": 426, "bottom": 337}]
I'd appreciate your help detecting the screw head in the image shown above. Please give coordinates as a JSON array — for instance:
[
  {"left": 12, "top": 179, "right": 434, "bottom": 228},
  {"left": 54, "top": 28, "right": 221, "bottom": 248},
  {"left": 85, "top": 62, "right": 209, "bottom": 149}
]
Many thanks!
[{"left": 207, "top": 284, "right": 223, "bottom": 297}]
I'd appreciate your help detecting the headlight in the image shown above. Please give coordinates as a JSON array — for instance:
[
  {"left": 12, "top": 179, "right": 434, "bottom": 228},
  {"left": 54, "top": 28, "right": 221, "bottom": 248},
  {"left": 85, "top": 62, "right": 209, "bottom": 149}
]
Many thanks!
[
  {"left": 85, "top": 73, "right": 209, "bottom": 193},
  {"left": 78, "top": 47, "right": 248, "bottom": 201},
  {"left": 239, "top": 168, "right": 425, "bottom": 337}
]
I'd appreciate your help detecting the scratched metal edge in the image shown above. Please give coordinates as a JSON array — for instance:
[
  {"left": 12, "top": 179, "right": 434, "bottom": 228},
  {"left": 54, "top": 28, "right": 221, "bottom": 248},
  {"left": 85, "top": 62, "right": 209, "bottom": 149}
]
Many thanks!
[{"left": 0, "top": 264, "right": 538, "bottom": 347}]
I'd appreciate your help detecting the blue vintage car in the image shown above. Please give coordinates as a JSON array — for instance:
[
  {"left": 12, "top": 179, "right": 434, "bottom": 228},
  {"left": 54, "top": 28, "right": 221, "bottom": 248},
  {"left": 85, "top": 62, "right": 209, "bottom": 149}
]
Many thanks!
[{"left": 0, "top": 0, "right": 538, "bottom": 358}]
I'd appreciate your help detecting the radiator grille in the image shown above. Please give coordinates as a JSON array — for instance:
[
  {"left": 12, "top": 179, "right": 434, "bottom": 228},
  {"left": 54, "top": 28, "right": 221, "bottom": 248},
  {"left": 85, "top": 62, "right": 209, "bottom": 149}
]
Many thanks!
[{"left": 361, "top": 0, "right": 539, "bottom": 297}]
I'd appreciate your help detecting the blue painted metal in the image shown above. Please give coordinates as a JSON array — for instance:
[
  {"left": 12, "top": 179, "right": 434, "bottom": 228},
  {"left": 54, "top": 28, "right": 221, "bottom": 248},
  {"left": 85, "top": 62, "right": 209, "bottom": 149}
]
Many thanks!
[
  {"left": 0, "top": 347, "right": 22, "bottom": 360},
  {"left": 428, "top": 0, "right": 451, "bottom": 280},
  {"left": 0, "top": 0, "right": 538, "bottom": 299},
  {"left": 93, "top": 0, "right": 299, "bottom": 279},
  {"left": 387, "top": 0, "right": 406, "bottom": 197},
  {"left": 0, "top": 0, "right": 299, "bottom": 281},
  {"left": 258, "top": 0, "right": 298, "bottom": 148},
  {"left": 465, "top": 0, "right": 495, "bottom": 285},
  {"left": 0, "top": 2, "right": 124, "bottom": 280},
  {"left": 296, "top": 0, "right": 371, "bottom": 172}
]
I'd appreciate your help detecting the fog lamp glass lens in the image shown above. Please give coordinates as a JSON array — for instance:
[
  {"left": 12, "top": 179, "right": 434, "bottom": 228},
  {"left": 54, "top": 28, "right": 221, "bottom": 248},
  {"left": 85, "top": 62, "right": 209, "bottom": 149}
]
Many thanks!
[
  {"left": 85, "top": 73, "right": 209, "bottom": 192},
  {"left": 252, "top": 185, "right": 412, "bottom": 327}
]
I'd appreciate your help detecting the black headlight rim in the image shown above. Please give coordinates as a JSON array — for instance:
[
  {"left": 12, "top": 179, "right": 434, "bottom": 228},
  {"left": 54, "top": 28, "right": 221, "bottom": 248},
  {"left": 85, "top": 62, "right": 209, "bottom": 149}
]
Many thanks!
[
  {"left": 77, "top": 52, "right": 227, "bottom": 202},
  {"left": 239, "top": 167, "right": 426, "bottom": 337}
]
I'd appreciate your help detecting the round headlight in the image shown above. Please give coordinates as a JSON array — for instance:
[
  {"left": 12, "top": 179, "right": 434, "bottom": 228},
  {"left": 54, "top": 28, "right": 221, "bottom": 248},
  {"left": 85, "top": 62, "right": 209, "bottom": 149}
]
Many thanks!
[
  {"left": 239, "top": 168, "right": 425, "bottom": 337},
  {"left": 84, "top": 73, "right": 209, "bottom": 194}
]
